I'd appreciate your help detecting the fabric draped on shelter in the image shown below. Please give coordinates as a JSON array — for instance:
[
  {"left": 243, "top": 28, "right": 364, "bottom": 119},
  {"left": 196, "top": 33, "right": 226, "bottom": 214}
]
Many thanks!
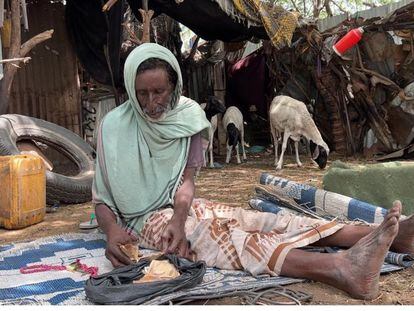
[
  {"left": 214, "top": 0, "right": 262, "bottom": 28},
  {"left": 139, "top": 199, "right": 343, "bottom": 276},
  {"left": 231, "top": 0, "right": 299, "bottom": 49},
  {"left": 226, "top": 52, "right": 267, "bottom": 119}
]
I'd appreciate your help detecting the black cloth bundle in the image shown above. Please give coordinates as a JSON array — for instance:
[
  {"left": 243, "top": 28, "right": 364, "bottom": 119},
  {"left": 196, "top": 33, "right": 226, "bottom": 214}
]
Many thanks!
[{"left": 84, "top": 254, "right": 206, "bottom": 305}]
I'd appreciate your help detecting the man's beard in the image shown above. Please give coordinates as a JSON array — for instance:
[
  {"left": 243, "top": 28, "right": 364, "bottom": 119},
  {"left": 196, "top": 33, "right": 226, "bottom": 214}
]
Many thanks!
[
  {"left": 142, "top": 95, "right": 173, "bottom": 122},
  {"left": 143, "top": 103, "right": 172, "bottom": 122}
]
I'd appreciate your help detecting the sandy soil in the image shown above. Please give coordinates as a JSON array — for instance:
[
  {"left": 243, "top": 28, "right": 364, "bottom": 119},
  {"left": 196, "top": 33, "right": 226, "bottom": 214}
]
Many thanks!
[{"left": 1, "top": 152, "right": 413, "bottom": 305}]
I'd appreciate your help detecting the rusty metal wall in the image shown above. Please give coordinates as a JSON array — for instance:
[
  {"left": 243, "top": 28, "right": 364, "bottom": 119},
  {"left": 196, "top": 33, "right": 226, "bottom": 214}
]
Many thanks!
[{"left": 7, "top": 1, "right": 81, "bottom": 135}]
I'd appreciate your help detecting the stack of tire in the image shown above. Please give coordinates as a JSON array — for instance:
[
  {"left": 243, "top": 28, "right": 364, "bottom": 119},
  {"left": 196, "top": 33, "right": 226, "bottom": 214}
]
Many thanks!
[{"left": 0, "top": 114, "right": 95, "bottom": 204}]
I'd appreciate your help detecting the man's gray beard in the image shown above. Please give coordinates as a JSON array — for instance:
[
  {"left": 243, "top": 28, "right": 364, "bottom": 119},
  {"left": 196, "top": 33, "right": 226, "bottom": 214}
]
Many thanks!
[
  {"left": 144, "top": 104, "right": 172, "bottom": 122},
  {"left": 145, "top": 111, "right": 167, "bottom": 122}
]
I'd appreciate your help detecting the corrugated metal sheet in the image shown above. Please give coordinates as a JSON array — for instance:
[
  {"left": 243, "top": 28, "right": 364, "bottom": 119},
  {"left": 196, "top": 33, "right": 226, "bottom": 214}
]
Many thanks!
[
  {"left": 188, "top": 65, "right": 214, "bottom": 102},
  {"left": 318, "top": 0, "right": 414, "bottom": 32},
  {"left": 7, "top": 1, "right": 81, "bottom": 135}
]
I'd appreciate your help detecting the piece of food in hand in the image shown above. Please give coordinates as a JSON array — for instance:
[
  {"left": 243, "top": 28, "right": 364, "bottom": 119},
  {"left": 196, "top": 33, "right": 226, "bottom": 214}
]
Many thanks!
[
  {"left": 119, "top": 243, "right": 141, "bottom": 262},
  {"left": 133, "top": 259, "right": 180, "bottom": 284}
]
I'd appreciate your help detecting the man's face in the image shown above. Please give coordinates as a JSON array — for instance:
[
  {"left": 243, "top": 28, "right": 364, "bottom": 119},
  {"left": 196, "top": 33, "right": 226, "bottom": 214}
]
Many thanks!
[{"left": 135, "top": 68, "right": 174, "bottom": 121}]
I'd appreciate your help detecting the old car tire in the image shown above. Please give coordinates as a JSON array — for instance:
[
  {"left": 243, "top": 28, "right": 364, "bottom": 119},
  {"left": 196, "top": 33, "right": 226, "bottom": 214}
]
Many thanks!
[{"left": 0, "top": 114, "right": 95, "bottom": 204}]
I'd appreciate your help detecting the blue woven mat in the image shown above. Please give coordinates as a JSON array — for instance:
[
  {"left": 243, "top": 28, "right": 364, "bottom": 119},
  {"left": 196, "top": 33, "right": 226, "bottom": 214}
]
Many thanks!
[{"left": 0, "top": 233, "right": 305, "bottom": 305}]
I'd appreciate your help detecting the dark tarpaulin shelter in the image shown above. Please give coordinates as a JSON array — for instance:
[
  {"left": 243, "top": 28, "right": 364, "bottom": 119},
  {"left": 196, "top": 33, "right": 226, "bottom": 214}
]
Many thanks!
[
  {"left": 128, "top": 0, "right": 267, "bottom": 42},
  {"left": 65, "top": 0, "right": 268, "bottom": 88},
  {"left": 66, "top": 0, "right": 124, "bottom": 87}
]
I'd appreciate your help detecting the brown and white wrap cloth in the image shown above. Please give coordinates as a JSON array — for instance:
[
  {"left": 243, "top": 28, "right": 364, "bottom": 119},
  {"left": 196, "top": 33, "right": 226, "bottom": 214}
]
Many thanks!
[{"left": 138, "top": 198, "right": 343, "bottom": 276}]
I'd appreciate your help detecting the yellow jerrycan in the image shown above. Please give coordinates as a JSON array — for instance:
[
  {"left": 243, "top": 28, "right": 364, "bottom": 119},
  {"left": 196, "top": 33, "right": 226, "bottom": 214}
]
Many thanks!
[{"left": 0, "top": 154, "right": 46, "bottom": 229}]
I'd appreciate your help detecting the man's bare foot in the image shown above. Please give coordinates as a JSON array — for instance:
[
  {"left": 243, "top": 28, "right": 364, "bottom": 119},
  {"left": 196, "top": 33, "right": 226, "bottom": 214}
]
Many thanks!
[
  {"left": 391, "top": 201, "right": 414, "bottom": 254},
  {"left": 335, "top": 203, "right": 401, "bottom": 300}
]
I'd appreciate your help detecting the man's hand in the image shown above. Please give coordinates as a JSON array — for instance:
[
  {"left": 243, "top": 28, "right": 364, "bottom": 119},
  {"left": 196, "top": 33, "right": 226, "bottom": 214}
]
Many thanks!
[
  {"left": 161, "top": 166, "right": 196, "bottom": 259},
  {"left": 161, "top": 217, "right": 191, "bottom": 258},
  {"left": 106, "top": 224, "right": 138, "bottom": 267}
]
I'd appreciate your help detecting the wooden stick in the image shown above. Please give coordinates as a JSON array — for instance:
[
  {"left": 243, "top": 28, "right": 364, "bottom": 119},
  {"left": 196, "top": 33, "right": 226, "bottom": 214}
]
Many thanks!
[
  {"left": 122, "top": 22, "right": 141, "bottom": 45},
  {"left": 20, "top": 29, "right": 54, "bottom": 57},
  {"left": 0, "top": 57, "right": 31, "bottom": 64},
  {"left": 102, "top": 0, "right": 118, "bottom": 12},
  {"left": 139, "top": 8, "right": 154, "bottom": 43},
  {"left": 142, "top": 0, "right": 148, "bottom": 11}
]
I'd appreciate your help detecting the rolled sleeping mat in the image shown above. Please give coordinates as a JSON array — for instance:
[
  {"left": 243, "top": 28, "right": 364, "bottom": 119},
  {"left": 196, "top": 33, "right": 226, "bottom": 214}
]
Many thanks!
[
  {"left": 385, "top": 251, "right": 414, "bottom": 268},
  {"left": 249, "top": 198, "right": 283, "bottom": 214},
  {"left": 260, "top": 172, "right": 389, "bottom": 224}
]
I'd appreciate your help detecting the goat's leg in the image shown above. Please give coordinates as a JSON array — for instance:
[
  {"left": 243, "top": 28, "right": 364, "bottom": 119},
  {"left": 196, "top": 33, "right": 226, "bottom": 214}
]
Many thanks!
[
  {"left": 203, "top": 135, "right": 209, "bottom": 167},
  {"left": 209, "top": 141, "right": 214, "bottom": 168},
  {"left": 294, "top": 140, "right": 302, "bottom": 167},
  {"left": 241, "top": 131, "right": 247, "bottom": 161},
  {"left": 236, "top": 143, "right": 241, "bottom": 164},
  {"left": 271, "top": 125, "right": 278, "bottom": 165},
  {"left": 226, "top": 142, "right": 232, "bottom": 164},
  {"left": 276, "top": 131, "right": 290, "bottom": 170},
  {"left": 274, "top": 139, "right": 279, "bottom": 166},
  {"left": 203, "top": 150, "right": 208, "bottom": 167}
]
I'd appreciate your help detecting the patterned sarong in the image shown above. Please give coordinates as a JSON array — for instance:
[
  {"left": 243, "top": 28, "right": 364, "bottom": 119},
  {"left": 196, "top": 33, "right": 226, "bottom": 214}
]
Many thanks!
[{"left": 139, "top": 199, "right": 343, "bottom": 276}]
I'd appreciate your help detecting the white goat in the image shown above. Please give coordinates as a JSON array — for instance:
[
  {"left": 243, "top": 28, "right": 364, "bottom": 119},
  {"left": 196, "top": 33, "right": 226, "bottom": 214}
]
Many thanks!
[
  {"left": 222, "top": 106, "right": 247, "bottom": 164},
  {"left": 269, "top": 95, "right": 329, "bottom": 170},
  {"left": 204, "top": 114, "right": 218, "bottom": 167},
  {"left": 200, "top": 96, "right": 226, "bottom": 167}
]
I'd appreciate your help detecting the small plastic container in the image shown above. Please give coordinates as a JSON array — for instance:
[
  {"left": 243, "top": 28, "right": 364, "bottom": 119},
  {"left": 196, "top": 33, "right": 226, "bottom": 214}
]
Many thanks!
[
  {"left": 333, "top": 27, "right": 364, "bottom": 56},
  {"left": 0, "top": 154, "right": 46, "bottom": 229}
]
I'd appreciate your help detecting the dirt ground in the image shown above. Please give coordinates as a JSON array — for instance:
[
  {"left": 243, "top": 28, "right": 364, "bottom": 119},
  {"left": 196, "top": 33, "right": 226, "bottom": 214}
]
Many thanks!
[{"left": 1, "top": 152, "right": 413, "bottom": 305}]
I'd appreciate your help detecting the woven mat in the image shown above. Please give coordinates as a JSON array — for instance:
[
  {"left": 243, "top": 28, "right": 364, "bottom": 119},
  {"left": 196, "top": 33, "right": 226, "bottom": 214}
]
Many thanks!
[
  {"left": 0, "top": 233, "right": 305, "bottom": 305},
  {"left": 0, "top": 233, "right": 404, "bottom": 305}
]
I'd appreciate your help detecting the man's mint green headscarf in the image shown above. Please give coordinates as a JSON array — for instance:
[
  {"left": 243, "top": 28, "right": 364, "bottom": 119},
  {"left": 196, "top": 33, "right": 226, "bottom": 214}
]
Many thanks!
[{"left": 92, "top": 43, "right": 210, "bottom": 233}]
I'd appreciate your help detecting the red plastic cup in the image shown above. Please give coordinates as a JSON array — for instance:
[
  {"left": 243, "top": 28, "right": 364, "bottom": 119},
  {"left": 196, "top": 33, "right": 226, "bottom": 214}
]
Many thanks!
[{"left": 333, "top": 27, "right": 364, "bottom": 56}]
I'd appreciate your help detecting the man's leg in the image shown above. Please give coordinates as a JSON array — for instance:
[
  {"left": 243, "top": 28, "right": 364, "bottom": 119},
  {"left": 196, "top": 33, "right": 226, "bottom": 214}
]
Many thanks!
[
  {"left": 391, "top": 212, "right": 414, "bottom": 254},
  {"left": 280, "top": 202, "right": 401, "bottom": 300},
  {"left": 313, "top": 201, "right": 414, "bottom": 254}
]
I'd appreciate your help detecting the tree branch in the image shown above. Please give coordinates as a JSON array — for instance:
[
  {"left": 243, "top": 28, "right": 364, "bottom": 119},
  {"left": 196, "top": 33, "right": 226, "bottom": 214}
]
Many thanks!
[
  {"left": 289, "top": 0, "right": 300, "bottom": 13},
  {"left": 121, "top": 22, "right": 141, "bottom": 45},
  {"left": 102, "top": 0, "right": 118, "bottom": 11},
  {"left": 362, "top": 2, "right": 378, "bottom": 8},
  {"left": 331, "top": 0, "right": 349, "bottom": 14},
  {"left": 8, "top": 0, "right": 21, "bottom": 59},
  {"left": 186, "top": 36, "right": 200, "bottom": 62},
  {"left": 312, "top": 0, "right": 324, "bottom": 18},
  {"left": 20, "top": 29, "right": 54, "bottom": 57},
  {"left": 0, "top": 0, "right": 54, "bottom": 115},
  {"left": 324, "top": 0, "right": 333, "bottom": 16},
  {"left": 0, "top": 57, "right": 31, "bottom": 64},
  {"left": 138, "top": 8, "right": 154, "bottom": 43}
]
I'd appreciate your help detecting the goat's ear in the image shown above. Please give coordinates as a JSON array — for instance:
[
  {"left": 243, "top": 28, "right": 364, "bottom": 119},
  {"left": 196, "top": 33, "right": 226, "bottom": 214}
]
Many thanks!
[
  {"left": 211, "top": 97, "right": 221, "bottom": 106},
  {"left": 310, "top": 141, "right": 320, "bottom": 159},
  {"left": 312, "top": 147, "right": 320, "bottom": 160}
]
